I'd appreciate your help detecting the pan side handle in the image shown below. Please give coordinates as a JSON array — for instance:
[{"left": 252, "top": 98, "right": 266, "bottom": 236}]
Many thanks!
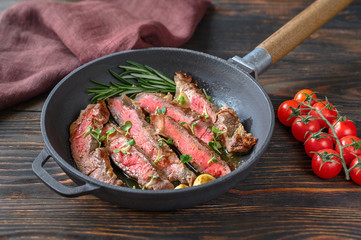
[
  {"left": 232, "top": 0, "right": 353, "bottom": 77},
  {"left": 257, "top": 0, "right": 353, "bottom": 66},
  {"left": 32, "top": 148, "right": 100, "bottom": 197}
]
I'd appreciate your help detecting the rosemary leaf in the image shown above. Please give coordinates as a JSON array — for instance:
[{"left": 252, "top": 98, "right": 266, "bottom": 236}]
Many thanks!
[
  {"left": 109, "top": 69, "right": 135, "bottom": 85},
  {"left": 88, "top": 61, "right": 176, "bottom": 102}
]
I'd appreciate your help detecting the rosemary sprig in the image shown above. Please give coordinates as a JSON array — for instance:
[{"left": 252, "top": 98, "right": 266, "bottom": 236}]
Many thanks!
[{"left": 88, "top": 61, "right": 176, "bottom": 102}]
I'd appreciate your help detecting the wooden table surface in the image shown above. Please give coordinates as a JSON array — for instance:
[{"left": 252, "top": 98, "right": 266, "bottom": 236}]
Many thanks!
[{"left": 1, "top": 0, "right": 361, "bottom": 239}]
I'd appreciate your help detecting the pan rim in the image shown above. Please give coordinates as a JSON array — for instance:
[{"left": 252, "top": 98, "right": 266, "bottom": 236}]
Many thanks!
[{"left": 40, "top": 47, "right": 275, "bottom": 196}]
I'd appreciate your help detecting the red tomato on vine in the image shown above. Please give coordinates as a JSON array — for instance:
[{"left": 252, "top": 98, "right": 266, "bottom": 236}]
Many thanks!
[
  {"left": 349, "top": 156, "right": 361, "bottom": 185},
  {"left": 291, "top": 115, "right": 321, "bottom": 142},
  {"left": 304, "top": 132, "right": 333, "bottom": 158},
  {"left": 328, "top": 117, "right": 357, "bottom": 143},
  {"left": 277, "top": 100, "right": 306, "bottom": 127},
  {"left": 294, "top": 89, "right": 317, "bottom": 106},
  {"left": 312, "top": 149, "right": 342, "bottom": 179},
  {"left": 335, "top": 135, "right": 361, "bottom": 165},
  {"left": 310, "top": 101, "right": 338, "bottom": 129}
]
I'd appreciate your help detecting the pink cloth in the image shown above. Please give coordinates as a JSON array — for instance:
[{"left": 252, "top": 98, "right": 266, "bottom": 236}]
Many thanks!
[{"left": 0, "top": 0, "right": 210, "bottom": 110}]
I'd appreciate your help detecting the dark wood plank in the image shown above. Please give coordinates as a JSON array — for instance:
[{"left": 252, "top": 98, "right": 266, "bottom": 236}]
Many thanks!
[{"left": 1, "top": 0, "right": 361, "bottom": 239}]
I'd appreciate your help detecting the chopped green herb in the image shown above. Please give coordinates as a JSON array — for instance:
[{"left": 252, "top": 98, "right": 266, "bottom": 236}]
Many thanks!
[
  {"left": 154, "top": 138, "right": 173, "bottom": 164},
  {"left": 154, "top": 149, "right": 165, "bottom": 164},
  {"left": 105, "top": 128, "right": 116, "bottom": 144},
  {"left": 159, "top": 137, "right": 174, "bottom": 145},
  {"left": 211, "top": 126, "right": 226, "bottom": 139},
  {"left": 203, "top": 88, "right": 213, "bottom": 103},
  {"left": 83, "top": 127, "right": 105, "bottom": 148},
  {"left": 120, "top": 121, "right": 132, "bottom": 136},
  {"left": 208, "top": 141, "right": 222, "bottom": 154},
  {"left": 180, "top": 121, "right": 197, "bottom": 135},
  {"left": 202, "top": 105, "right": 209, "bottom": 119},
  {"left": 143, "top": 175, "right": 159, "bottom": 189},
  {"left": 207, "top": 126, "right": 227, "bottom": 160},
  {"left": 180, "top": 154, "right": 192, "bottom": 164},
  {"left": 113, "top": 139, "right": 136, "bottom": 154},
  {"left": 208, "top": 157, "right": 218, "bottom": 164},
  {"left": 177, "top": 95, "right": 185, "bottom": 105},
  {"left": 156, "top": 106, "right": 166, "bottom": 114}
]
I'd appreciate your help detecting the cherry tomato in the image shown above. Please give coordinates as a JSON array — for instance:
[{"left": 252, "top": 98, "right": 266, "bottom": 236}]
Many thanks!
[
  {"left": 304, "top": 133, "right": 333, "bottom": 158},
  {"left": 349, "top": 156, "right": 361, "bottom": 185},
  {"left": 310, "top": 101, "right": 338, "bottom": 129},
  {"left": 335, "top": 135, "right": 361, "bottom": 165},
  {"left": 328, "top": 118, "right": 357, "bottom": 143},
  {"left": 294, "top": 89, "right": 317, "bottom": 106},
  {"left": 291, "top": 115, "right": 321, "bottom": 142},
  {"left": 312, "top": 149, "right": 342, "bottom": 179},
  {"left": 277, "top": 100, "right": 306, "bottom": 126}
]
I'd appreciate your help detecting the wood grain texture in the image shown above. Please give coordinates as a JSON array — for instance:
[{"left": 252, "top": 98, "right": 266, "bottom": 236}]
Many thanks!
[
  {"left": 258, "top": 0, "right": 354, "bottom": 64},
  {"left": 1, "top": 0, "right": 361, "bottom": 239}
]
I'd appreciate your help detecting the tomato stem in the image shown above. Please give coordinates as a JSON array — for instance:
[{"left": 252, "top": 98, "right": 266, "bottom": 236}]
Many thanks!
[{"left": 299, "top": 100, "right": 350, "bottom": 180}]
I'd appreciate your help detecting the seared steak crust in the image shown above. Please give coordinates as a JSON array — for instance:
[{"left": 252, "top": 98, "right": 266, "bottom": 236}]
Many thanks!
[
  {"left": 216, "top": 106, "right": 257, "bottom": 152},
  {"left": 135, "top": 92, "right": 214, "bottom": 144},
  {"left": 103, "top": 123, "right": 174, "bottom": 190},
  {"left": 174, "top": 72, "right": 257, "bottom": 153},
  {"left": 69, "top": 100, "right": 122, "bottom": 186},
  {"left": 88, "top": 148, "right": 122, "bottom": 185},
  {"left": 108, "top": 95, "right": 196, "bottom": 185},
  {"left": 151, "top": 114, "right": 231, "bottom": 178}
]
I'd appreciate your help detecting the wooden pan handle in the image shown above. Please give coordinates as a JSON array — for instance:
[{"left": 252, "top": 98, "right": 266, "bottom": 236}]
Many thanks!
[{"left": 258, "top": 0, "right": 353, "bottom": 64}]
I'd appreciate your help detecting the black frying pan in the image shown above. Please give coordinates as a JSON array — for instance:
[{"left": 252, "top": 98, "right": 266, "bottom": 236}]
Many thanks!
[{"left": 32, "top": 0, "right": 353, "bottom": 210}]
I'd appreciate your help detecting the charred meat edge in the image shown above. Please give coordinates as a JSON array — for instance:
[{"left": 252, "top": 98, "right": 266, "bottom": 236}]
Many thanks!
[
  {"left": 151, "top": 113, "right": 231, "bottom": 178},
  {"left": 69, "top": 100, "right": 122, "bottom": 186},
  {"left": 107, "top": 95, "right": 196, "bottom": 186},
  {"left": 103, "top": 123, "right": 174, "bottom": 190},
  {"left": 174, "top": 71, "right": 257, "bottom": 153},
  {"left": 135, "top": 92, "right": 214, "bottom": 144}
]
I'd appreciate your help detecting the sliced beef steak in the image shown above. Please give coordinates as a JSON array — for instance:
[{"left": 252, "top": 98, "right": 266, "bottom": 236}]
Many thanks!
[
  {"left": 69, "top": 100, "right": 122, "bottom": 186},
  {"left": 174, "top": 72, "right": 257, "bottom": 153},
  {"left": 151, "top": 114, "right": 231, "bottom": 178},
  {"left": 103, "top": 123, "right": 174, "bottom": 190},
  {"left": 174, "top": 72, "right": 218, "bottom": 123},
  {"left": 216, "top": 105, "right": 257, "bottom": 153},
  {"left": 135, "top": 92, "right": 214, "bottom": 144},
  {"left": 88, "top": 148, "right": 123, "bottom": 185},
  {"left": 107, "top": 95, "right": 195, "bottom": 186}
]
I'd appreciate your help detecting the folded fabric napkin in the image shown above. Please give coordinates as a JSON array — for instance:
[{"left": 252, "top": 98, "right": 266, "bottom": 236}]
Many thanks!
[{"left": 0, "top": 0, "right": 210, "bottom": 110}]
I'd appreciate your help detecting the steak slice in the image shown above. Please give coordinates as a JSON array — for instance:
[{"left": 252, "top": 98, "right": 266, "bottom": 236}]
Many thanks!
[
  {"left": 135, "top": 92, "right": 214, "bottom": 144},
  {"left": 174, "top": 71, "right": 257, "bottom": 153},
  {"left": 103, "top": 123, "right": 174, "bottom": 190},
  {"left": 151, "top": 113, "right": 231, "bottom": 178},
  {"left": 88, "top": 148, "right": 123, "bottom": 186},
  {"left": 108, "top": 95, "right": 196, "bottom": 186},
  {"left": 215, "top": 106, "right": 257, "bottom": 153},
  {"left": 69, "top": 100, "right": 122, "bottom": 186}
]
